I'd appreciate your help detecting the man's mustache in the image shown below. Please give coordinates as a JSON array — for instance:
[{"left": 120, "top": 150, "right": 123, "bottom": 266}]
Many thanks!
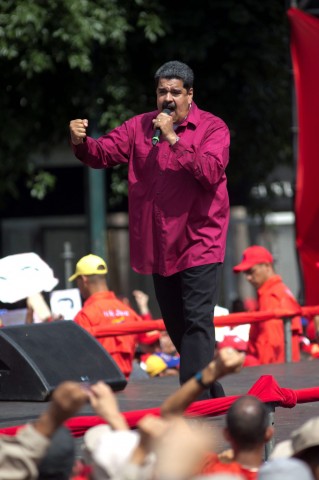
[{"left": 162, "top": 102, "right": 175, "bottom": 111}]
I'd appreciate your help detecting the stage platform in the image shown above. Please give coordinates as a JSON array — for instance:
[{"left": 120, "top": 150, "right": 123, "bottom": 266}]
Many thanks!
[{"left": 1, "top": 360, "right": 319, "bottom": 453}]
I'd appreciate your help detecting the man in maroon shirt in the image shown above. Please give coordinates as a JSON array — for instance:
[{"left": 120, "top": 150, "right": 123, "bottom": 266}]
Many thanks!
[{"left": 69, "top": 61, "right": 230, "bottom": 398}]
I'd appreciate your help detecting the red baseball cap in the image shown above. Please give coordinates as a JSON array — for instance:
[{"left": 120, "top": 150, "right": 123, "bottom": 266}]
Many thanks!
[
  {"left": 218, "top": 335, "right": 247, "bottom": 352},
  {"left": 137, "top": 330, "right": 161, "bottom": 345},
  {"left": 233, "top": 245, "right": 273, "bottom": 272}
]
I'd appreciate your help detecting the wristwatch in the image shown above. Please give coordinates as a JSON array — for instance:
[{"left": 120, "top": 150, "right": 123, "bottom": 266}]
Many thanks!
[{"left": 194, "top": 371, "right": 210, "bottom": 388}]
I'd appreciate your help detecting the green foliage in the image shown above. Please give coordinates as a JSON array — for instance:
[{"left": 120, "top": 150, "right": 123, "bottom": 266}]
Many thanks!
[
  {"left": 0, "top": 0, "right": 164, "bottom": 208},
  {"left": 0, "top": 0, "right": 131, "bottom": 75},
  {"left": 0, "top": 0, "right": 293, "bottom": 212},
  {"left": 152, "top": 0, "right": 293, "bottom": 207},
  {"left": 26, "top": 169, "right": 56, "bottom": 200},
  {"left": 137, "top": 12, "right": 166, "bottom": 42}
]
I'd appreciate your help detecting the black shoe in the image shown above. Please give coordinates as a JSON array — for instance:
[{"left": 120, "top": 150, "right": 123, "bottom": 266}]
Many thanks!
[
  {"left": 209, "top": 381, "right": 225, "bottom": 398},
  {"left": 196, "top": 381, "right": 225, "bottom": 401}
]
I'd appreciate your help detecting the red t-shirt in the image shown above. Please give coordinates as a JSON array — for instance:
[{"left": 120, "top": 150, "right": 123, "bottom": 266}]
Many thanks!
[
  {"left": 247, "top": 275, "right": 302, "bottom": 364},
  {"left": 201, "top": 453, "right": 258, "bottom": 480},
  {"left": 74, "top": 291, "right": 142, "bottom": 378}
]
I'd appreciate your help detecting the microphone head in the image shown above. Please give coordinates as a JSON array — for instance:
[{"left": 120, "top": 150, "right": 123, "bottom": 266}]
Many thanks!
[
  {"left": 152, "top": 108, "right": 173, "bottom": 146},
  {"left": 152, "top": 134, "right": 160, "bottom": 146}
]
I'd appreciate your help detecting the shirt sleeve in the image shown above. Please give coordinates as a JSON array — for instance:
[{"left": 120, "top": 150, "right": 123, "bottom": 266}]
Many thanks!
[
  {"left": 171, "top": 119, "right": 230, "bottom": 191},
  {"left": 72, "top": 122, "right": 131, "bottom": 169},
  {"left": 259, "top": 290, "right": 302, "bottom": 334},
  {"left": 140, "top": 313, "right": 153, "bottom": 321},
  {"left": 0, "top": 424, "right": 50, "bottom": 480},
  {"left": 74, "top": 311, "right": 94, "bottom": 331}
]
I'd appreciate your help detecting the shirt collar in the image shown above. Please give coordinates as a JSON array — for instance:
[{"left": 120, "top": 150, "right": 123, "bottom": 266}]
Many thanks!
[
  {"left": 84, "top": 290, "right": 116, "bottom": 305},
  {"left": 176, "top": 101, "right": 199, "bottom": 129},
  {"left": 258, "top": 274, "right": 282, "bottom": 294}
]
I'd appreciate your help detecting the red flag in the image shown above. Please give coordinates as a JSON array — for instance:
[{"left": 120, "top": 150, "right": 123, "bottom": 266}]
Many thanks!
[{"left": 288, "top": 8, "right": 319, "bottom": 305}]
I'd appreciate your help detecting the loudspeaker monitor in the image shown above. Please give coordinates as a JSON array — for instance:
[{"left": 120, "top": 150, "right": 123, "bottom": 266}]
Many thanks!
[{"left": 0, "top": 321, "right": 127, "bottom": 401}]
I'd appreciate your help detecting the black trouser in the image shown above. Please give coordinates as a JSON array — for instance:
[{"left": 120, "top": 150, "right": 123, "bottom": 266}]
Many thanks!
[{"left": 153, "top": 263, "right": 225, "bottom": 399}]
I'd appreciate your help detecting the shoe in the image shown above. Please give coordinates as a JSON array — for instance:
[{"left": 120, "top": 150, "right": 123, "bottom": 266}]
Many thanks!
[{"left": 209, "top": 381, "right": 225, "bottom": 398}]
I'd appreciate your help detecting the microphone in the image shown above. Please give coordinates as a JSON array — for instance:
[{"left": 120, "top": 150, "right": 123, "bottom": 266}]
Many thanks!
[{"left": 152, "top": 108, "right": 172, "bottom": 146}]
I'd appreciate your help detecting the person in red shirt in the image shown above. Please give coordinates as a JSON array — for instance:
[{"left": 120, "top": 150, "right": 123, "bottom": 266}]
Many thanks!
[
  {"left": 217, "top": 335, "right": 261, "bottom": 367},
  {"left": 160, "top": 348, "right": 270, "bottom": 480},
  {"left": 69, "top": 254, "right": 142, "bottom": 379},
  {"left": 233, "top": 245, "right": 302, "bottom": 364},
  {"left": 69, "top": 60, "right": 230, "bottom": 399},
  {"left": 200, "top": 395, "right": 273, "bottom": 480}
]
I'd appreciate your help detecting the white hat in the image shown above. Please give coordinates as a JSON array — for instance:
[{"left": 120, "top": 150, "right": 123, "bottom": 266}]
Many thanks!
[
  {"left": 92, "top": 429, "right": 140, "bottom": 479},
  {"left": 270, "top": 416, "right": 319, "bottom": 459},
  {"left": 82, "top": 425, "right": 111, "bottom": 465}
]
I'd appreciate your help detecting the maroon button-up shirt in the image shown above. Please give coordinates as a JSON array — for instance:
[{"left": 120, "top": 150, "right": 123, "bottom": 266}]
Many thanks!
[{"left": 72, "top": 102, "right": 230, "bottom": 276}]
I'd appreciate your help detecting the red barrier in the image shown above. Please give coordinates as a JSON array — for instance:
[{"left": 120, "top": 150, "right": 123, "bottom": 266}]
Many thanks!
[
  {"left": 1, "top": 375, "right": 319, "bottom": 437},
  {"left": 61, "top": 376, "right": 319, "bottom": 436},
  {"left": 1, "top": 308, "right": 319, "bottom": 438},
  {"left": 89, "top": 305, "right": 319, "bottom": 337}
]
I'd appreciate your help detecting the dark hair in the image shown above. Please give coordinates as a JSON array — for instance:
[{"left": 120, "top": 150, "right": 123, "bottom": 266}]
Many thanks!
[
  {"left": 38, "top": 426, "right": 75, "bottom": 480},
  {"left": 226, "top": 395, "right": 269, "bottom": 449},
  {"left": 154, "top": 60, "right": 194, "bottom": 90},
  {"left": 295, "top": 445, "right": 319, "bottom": 465}
]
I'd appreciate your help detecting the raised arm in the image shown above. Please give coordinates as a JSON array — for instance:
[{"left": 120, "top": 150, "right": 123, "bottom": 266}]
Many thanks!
[
  {"left": 160, "top": 347, "right": 244, "bottom": 417},
  {"left": 69, "top": 118, "right": 88, "bottom": 145},
  {"left": 0, "top": 382, "right": 89, "bottom": 480},
  {"left": 88, "top": 381, "right": 129, "bottom": 431}
]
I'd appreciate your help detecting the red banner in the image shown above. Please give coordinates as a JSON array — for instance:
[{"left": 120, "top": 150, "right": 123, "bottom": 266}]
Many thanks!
[{"left": 288, "top": 8, "right": 319, "bottom": 305}]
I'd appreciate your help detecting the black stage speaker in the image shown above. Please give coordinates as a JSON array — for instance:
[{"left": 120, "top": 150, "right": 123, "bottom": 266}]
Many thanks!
[{"left": 0, "top": 321, "right": 127, "bottom": 401}]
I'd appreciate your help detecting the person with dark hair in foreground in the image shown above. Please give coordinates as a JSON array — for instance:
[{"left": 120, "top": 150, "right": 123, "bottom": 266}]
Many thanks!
[
  {"left": 74, "top": 348, "right": 245, "bottom": 480},
  {"left": 69, "top": 60, "right": 230, "bottom": 399},
  {"left": 159, "top": 350, "right": 271, "bottom": 480},
  {"left": 37, "top": 426, "right": 76, "bottom": 480},
  {"left": 0, "top": 382, "right": 89, "bottom": 480},
  {"left": 199, "top": 396, "right": 273, "bottom": 479}
]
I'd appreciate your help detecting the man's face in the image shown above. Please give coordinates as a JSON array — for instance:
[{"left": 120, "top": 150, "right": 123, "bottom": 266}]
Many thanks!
[
  {"left": 76, "top": 276, "right": 89, "bottom": 299},
  {"left": 243, "top": 263, "right": 271, "bottom": 290},
  {"left": 156, "top": 78, "right": 193, "bottom": 123}
]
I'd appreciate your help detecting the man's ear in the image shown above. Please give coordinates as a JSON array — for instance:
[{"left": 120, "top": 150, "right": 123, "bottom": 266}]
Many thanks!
[
  {"left": 78, "top": 275, "right": 88, "bottom": 287},
  {"left": 265, "top": 426, "right": 274, "bottom": 442}
]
